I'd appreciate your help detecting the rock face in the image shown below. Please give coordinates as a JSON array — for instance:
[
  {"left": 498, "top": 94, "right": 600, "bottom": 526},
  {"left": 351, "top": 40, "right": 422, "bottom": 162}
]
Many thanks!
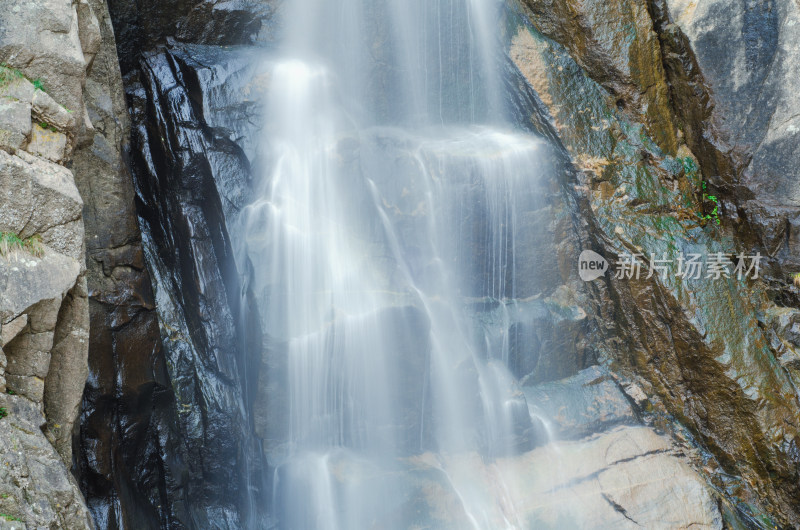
[
  {"left": 0, "top": 395, "right": 94, "bottom": 529},
  {"left": 512, "top": 0, "right": 800, "bottom": 525},
  {"left": 70, "top": 1, "right": 180, "bottom": 528},
  {"left": 495, "top": 426, "right": 722, "bottom": 529},
  {"left": 122, "top": 41, "right": 269, "bottom": 527},
  {"left": 659, "top": 0, "right": 800, "bottom": 299},
  {"left": 269, "top": 368, "right": 723, "bottom": 529},
  {"left": 524, "top": 365, "right": 638, "bottom": 440},
  {"left": 515, "top": 368, "right": 724, "bottom": 528},
  {"left": 0, "top": 0, "right": 104, "bottom": 526},
  {"left": 46, "top": 0, "right": 798, "bottom": 528}
]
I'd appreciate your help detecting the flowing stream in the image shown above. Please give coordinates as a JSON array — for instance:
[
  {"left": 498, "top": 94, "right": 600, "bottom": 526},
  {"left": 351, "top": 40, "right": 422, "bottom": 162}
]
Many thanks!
[{"left": 237, "top": 0, "right": 552, "bottom": 527}]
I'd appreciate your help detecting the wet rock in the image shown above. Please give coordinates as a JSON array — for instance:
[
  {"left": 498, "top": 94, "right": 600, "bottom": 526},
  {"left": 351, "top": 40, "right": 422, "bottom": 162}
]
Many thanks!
[
  {"left": 121, "top": 41, "right": 268, "bottom": 527},
  {"left": 509, "top": 6, "right": 800, "bottom": 524},
  {"left": 524, "top": 366, "right": 637, "bottom": 440},
  {"left": 519, "top": 0, "right": 678, "bottom": 154},
  {"left": 175, "top": 1, "right": 277, "bottom": 46},
  {"left": 273, "top": 426, "right": 721, "bottom": 529},
  {"left": 71, "top": 1, "right": 194, "bottom": 527},
  {"left": 106, "top": 0, "right": 277, "bottom": 74}
]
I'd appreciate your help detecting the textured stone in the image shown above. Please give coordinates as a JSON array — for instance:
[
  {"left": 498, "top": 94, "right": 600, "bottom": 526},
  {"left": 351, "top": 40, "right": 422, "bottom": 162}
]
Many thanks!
[
  {"left": 0, "top": 97, "right": 31, "bottom": 151},
  {"left": 520, "top": 0, "right": 678, "bottom": 154},
  {"left": 665, "top": 0, "right": 800, "bottom": 206},
  {"left": 493, "top": 427, "right": 722, "bottom": 529},
  {"left": 0, "top": 0, "right": 92, "bottom": 523},
  {"left": 4, "top": 374, "right": 45, "bottom": 402},
  {"left": 0, "top": 150, "right": 83, "bottom": 244},
  {"left": 0, "top": 346, "right": 6, "bottom": 393},
  {"left": 45, "top": 276, "right": 90, "bottom": 462},
  {"left": 72, "top": 1, "right": 184, "bottom": 528},
  {"left": 0, "top": 0, "right": 88, "bottom": 125},
  {"left": 27, "top": 123, "right": 68, "bottom": 162},
  {"left": 280, "top": 426, "right": 722, "bottom": 529},
  {"left": 0, "top": 394, "right": 94, "bottom": 529},
  {"left": 76, "top": 0, "right": 102, "bottom": 69},
  {"left": 510, "top": 6, "right": 800, "bottom": 525},
  {"left": 5, "top": 338, "right": 52, "bottom": 378},
  {"left": 0, "top": 251, "right": 79, "bottom": 324},
  {"left": 32, "top": 89, "right": 74, "bottom": 133},
  {"left": 1, "top": 314, "right": 27, "bottom": 347}
]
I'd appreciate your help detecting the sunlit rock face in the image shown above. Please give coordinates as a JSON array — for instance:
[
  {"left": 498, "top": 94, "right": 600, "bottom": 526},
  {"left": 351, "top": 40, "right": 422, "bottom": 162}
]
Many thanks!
[{"left": 512, "top": 0, "right": 800, "bottom": 525}]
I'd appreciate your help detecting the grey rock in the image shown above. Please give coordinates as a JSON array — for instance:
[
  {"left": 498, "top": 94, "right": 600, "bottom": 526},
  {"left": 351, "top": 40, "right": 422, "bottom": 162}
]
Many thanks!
[
  {"left": 5, "top": 338, "right": 52, "bottom": 378},
  {"left": 0, "top": 395, "right": 94, "bottom": 529},
  {"left": 76, "top": 0, "right": 102, "bottom": 69},
  {"left": 0, "top": 346, "right": 6, "bottom": 393},
  {"left": 1, "top": 314, "right": 27, "bottom": 347},
  {"left": 666, "top": 0, "right": 800, "bottom": 206},
  {"left": 44, "top": 275, "right": 89, "bottom": 462},
  {"left": 0, "top": 251, "right": 79, "bottom": 325},
  {"left": 0, "top": 97, "right": 31, "bottom": 151},
  {"left": 524, "top": 365, "right": 637, "bottom": 440},
  {"left": 493, "top": 426, "right": 722, "bottom": 529},
  {"left": 0, "top": 149, "right": 83, "bottom": 256},
  {"left": 27, "top": 123, "right": 68, "bottom": 163},
  {"left": 27, "top": 297, "right": 63, "bottom": 334},
  {"left": 32, "top": 89, "right": 74, "bottom": 133},
  {"left": 276, "top": 426, "right": 721, "bottom": 529},
  {"left": 0, "top": 0, "right": 92, "bottom": 523},
  {"left": 0, "top": 0, "right": 88, "bottom": 128},
  {"left": 4, "top": 373, "right": 45, "bottom": 402},
  {"left": 0, "top": 74, "right": 35, "bottom": 103}
]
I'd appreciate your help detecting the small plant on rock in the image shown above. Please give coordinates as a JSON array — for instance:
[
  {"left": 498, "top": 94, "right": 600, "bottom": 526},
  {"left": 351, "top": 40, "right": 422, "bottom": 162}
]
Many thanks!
[
  {"left": 0, "top": 407, "right": 7, "bottom": 419},
  {"left": 32, "top": 78, "right": 44, "bottom": 92},
  {"left": 0, "top": 64, "right": 24, "bottom": 88},
  {"left": 0, "top": 232, "right": 44, "bottom": 258}
]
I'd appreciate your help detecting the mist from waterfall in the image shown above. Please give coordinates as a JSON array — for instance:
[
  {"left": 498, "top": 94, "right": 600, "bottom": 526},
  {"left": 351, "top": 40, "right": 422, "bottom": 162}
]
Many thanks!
[{"left": 237, "top": 0, "right": 552, "bottom": 527}]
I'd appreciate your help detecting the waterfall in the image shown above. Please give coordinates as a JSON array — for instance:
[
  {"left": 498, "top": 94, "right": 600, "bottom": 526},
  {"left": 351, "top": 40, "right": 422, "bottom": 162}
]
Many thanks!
[{"left": 237, "top": 0, "right": 552, "bottom": 527}]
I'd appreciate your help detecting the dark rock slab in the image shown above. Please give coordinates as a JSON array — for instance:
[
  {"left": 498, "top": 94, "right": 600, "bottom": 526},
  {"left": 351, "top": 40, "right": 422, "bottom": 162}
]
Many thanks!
[{"left": 124, "top": 42, "right": 269, "bottom": 527}]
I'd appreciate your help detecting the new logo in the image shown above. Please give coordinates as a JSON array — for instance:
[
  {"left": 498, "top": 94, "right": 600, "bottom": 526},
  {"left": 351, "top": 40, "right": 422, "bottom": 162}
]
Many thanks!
[{"left": 579, "top": 250, "right": 609, "bottom": 281}]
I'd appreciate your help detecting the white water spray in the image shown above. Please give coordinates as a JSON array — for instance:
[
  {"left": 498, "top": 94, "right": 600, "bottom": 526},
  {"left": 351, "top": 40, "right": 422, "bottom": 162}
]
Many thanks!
[{"left": 237, "top": 0, "right": 552, "bottom": 527}]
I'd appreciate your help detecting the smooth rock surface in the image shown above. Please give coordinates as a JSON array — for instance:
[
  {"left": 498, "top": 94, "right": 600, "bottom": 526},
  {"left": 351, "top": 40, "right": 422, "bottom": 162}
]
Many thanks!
[
  {"left": 525, "top": 365, "right": 637, "bottom": 440},
  {"left": 495, "top": 426, "right": 722, "bottom": 529}
]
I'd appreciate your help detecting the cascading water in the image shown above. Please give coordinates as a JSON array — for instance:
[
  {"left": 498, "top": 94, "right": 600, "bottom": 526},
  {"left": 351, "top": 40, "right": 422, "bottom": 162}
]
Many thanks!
[{"left": 237, "top": 0, "right": 554, "bottom": 527}]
